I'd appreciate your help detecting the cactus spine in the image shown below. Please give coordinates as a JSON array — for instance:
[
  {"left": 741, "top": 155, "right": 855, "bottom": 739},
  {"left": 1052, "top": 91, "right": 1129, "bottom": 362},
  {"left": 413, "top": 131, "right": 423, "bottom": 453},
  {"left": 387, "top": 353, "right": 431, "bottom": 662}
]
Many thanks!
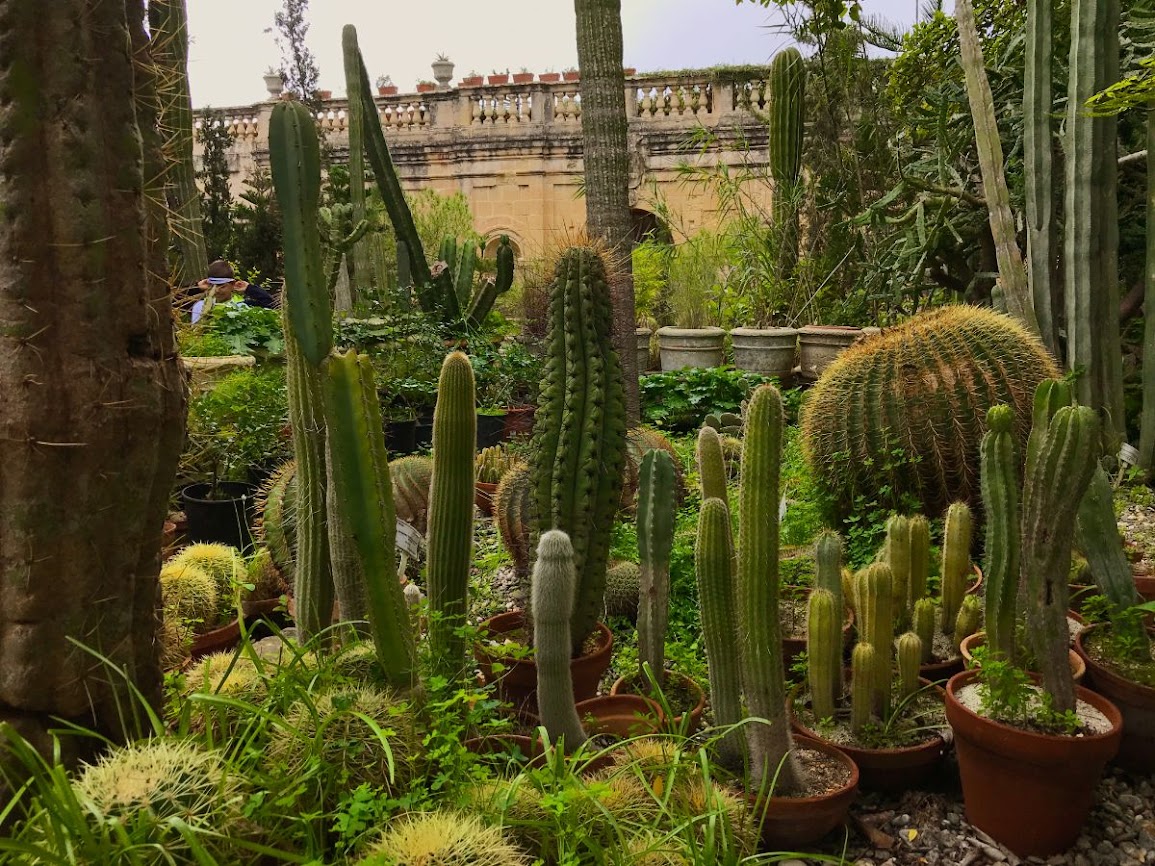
[
  {"left": 940, "top": 502, "right": 973, "bottom": 636},
  {"left": 954, "top": 595, "right": 982, "bottom": 651},
  {"left": 850, "top": 643, "right": 876, "bottom": 734},
  {"left": 533, "top": 531, "right": 587, "bottom": 749},
  {"left": 897, "top": 632, "right": 922, "bottom": 700},
  {"left": 913, "top": 598, "right": 936, "bottom": 665},
  {"left": 269, "top": 100, "right": 333, "bottom": 641},
  {"left": 532, "top": 246, "right": 627, "bottom": 653},
  {"left": 980, "top": 405, "right": 1020, "bottom": 661},
  {"left": 885, "top": 516, "right": 911, "bottom": 628},
  {"left": 807, "top": 589, "right": 840, "bottom": 722},
  {"left": 696, "top": 425, "right": 729, "bottom": 505},
  {"left": 769, "top": 47, "right": 806, "bottom": 284},
  {"left": 637, "top": 450, "right": 676, "bottom": 685},
  {"left": 856, "top": 563, "right": 894, "bottom": 718},
  {"left": 322, "top": 350, "right": 417, "bottom": 688},
  {"left": 425, "top": 352, "right": 477, "bottom": 682},
  {"left": 696, "top": 498, "right": 744, "bottom": 769},
  {"left": 908, "top": 515, "right": 930, "bottom": 610},
  {"left": 737, "top": 384, "right": 801, "bottom": 793}
]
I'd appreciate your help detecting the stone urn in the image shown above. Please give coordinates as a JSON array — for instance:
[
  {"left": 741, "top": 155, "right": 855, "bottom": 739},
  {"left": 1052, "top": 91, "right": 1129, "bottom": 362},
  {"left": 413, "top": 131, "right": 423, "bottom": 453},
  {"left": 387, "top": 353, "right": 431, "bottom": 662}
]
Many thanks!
[
  {"left": 432, "top": 59, "right": 455, "bottom": 90},
  {"left": 656, "top": 326, "right": 726, "bottom": 370},
  {"left": 635, "top": 327, "right": 653, "bottom": 373},
  {"left": 798, "top": 325, "right": 864, "bottom": 381},
  {"left": 264, "top": 72, "right": 284, "bottom": 99},
  {"left": 730, "top": 327, "right": 798, "bottom": 383}
]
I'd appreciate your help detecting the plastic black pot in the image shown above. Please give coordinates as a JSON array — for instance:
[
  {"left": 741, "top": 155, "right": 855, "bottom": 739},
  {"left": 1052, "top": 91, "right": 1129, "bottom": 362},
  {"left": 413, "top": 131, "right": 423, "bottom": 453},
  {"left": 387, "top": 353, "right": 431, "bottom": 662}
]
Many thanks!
[
  {"left": 413, "top": 412, "right": 434, "bottom": 450},
  {"left": 181, "top": 482, "right": 256, "bottom": 553},
  {"left": 384, "top": 418, "right": 417, "bottom": 456},
  {"left": 477, "top": 413, "right": 507, "bottom": 449}
]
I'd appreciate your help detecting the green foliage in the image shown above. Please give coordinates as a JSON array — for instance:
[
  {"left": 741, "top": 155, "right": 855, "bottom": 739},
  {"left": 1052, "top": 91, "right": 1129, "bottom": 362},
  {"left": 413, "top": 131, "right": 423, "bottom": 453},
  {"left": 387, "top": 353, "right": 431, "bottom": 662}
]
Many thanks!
[
  {"left": 972, "top": 648, "right": 1080, "bottom": 735},
  {"left": 639, "top": 367, "right": 777, "bottom": 432},
  {"left": 197, "top": 108, "right": 235, "bottom": 260},
  {"left": 229, "top": 167, "right": 283, "bottom": 286},
  {"left": 181, "top": 300, "right": 285, "bottom": 357}
]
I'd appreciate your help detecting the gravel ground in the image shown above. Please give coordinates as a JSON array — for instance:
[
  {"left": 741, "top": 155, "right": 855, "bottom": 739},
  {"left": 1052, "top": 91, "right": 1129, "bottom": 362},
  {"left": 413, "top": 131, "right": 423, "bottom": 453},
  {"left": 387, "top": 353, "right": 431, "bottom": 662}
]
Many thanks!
[{"left": 1120, "top": 499, "right": 1155, "bottom": 573}]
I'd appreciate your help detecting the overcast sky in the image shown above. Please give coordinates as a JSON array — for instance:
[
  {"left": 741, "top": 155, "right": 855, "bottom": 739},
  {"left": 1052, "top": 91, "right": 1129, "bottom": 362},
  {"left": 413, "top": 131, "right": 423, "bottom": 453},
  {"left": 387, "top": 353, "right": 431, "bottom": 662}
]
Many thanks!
[{"left": 186, "top": 0, "right": 922, "bottom": 109}]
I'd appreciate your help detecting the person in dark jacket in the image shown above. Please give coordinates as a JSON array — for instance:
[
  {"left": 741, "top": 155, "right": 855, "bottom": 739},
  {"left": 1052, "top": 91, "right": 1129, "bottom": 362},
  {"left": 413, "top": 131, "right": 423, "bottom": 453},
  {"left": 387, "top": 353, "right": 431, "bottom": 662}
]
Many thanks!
[{"left": 191, "top": 260, "right": 276, "bottom": 323}]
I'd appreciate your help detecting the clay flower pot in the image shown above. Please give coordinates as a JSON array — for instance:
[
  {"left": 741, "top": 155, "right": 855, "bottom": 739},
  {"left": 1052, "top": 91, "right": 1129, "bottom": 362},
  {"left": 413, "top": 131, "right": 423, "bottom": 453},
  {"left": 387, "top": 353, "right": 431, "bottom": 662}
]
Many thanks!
[
  {"left": 945, "top": 668, "right": 1122, "bottom": 857},
  {"left": 539, "top": 72, "right": 561, "bottom": 83},
  {"left": 460, "top": 75, "right": 484, "bottom": 88},
  {"left": 609, "top": 670, "right": 707, "bottom": 733},
  {"left": 464, "top": 731, "right": 548, "bottom": 768},
  {"left": 475, "top": 481, "right": 498, "bottom": 517},
  {"left": 959, "top": 632, "right": 1086, "bottom": 683},
  {"left": 474, "top": 610, "right": 614, "bottom": 713},
  {"left": 502, "top": 405, "right": 535, "bottom": 437},
  {"left": 190, "top": 618, "right": 242, "bottom": 661},
  {"left": 746, "top": 736, "right": 859, "bottom": 849},
  {"left": 575, "top": 694, "right": 662, "bottom": 738},
  {"left": 512, "top": 72, "right": 535, "bottom": 84},
  {"left": 1075, "top": 625, "right": 1155, "bottom": 773}
]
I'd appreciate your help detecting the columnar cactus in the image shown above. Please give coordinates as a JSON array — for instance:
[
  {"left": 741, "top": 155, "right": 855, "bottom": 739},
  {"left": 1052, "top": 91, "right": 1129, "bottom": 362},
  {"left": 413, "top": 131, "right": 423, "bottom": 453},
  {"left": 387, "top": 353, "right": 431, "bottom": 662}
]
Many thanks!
[
  {"left": 737, "top": 384, "right": 801, "bottom": 792},
  {"left": 696, "top": 425, "right": 729, "bottom": 504},
  {"left": 696, "top": 497, "right": 744, "bottom": 769},
  {"left": 813, "top": 530, "right": 844, "bottom": 697},
  {"left": 897, "top": 632, "right": 923, "bottom": 700},
  {"left": 954, "top": 595, "right": 982, "bottom": 650},
  {"left": 466, "top": 236, "right": 516, "bottom": 328},
  {"left": 855, "top": 563, "right": 894, "bottom": 718},
  {"left": 476, "top": 445, "right": 517, "bottom": 484},
  {"left": 913, "top": 598, "right": 936, "bottom": 665},
  {"left": 425, "top": 352, "right": 477, "bottom": 682},
  {"left": 532, "top": 246, "right": 628, "bottom": 653},
  {"left": 807, "top": 589, "right": 840, "bottom": 722},
  {"left": 533, "top": 531, "right": 587, "bottom": 749},
  {"left": 940, "top": 502, "right": 973, "bottom": 636},
  {"left": 637, "top": 449, "right": 676, "bottom": 685},
  {"left": 323, "top": 350, "right": 417, "bottom": 689},
  {"left": 980, "top": 405, "right": 1020, "bottom": 661},
  {"left": 495, "top": 462, "right": 534, "bottom": 584},
  {"left": 851, "top": 642, "right": 876, "bottom": 735},
  {"left": 908, "top": 515, "right": 930, "bottom": 610},
  {"left": 885, "top": 516, "right": 911, "bottom": 629},
  {"left": 768, "top": 47, "right": 806, "bottom": 283},
  {"left": 255, "top": 460, "right": 298, "bottom": 581}
]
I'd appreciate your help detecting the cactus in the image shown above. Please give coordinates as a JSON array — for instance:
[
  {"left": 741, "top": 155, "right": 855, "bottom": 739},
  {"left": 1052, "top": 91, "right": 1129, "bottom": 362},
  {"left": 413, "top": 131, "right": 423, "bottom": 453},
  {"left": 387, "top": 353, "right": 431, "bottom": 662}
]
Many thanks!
[
  {"left": 391, "top": 455, "right": 434, "bottom": 534},
  {"left": 885, "top": 516, "right": 911, "bottom": 629},
  {"left": 532, "top": 246, "right": 627, "bottom": 653},
  {"left": 466, "top": 234, "right": 516, "bottom": 328},
  {"left": 319, "top": 203, "right": 369, "bottom": 305},
  {"left": 940, "top": 502, "right": 973, "bottom": 636},
  {"left": 954, "top": 594, "right": 982, "bottom": 651},
  {"left": 622, "top": 427, "right": 686, "bottom": 512},
  {"left": 1077, "top": 465, "right": 1143, "bottom": 611},
  {"left": 801, "top": 306, "right": 1061, "bottom": 519},
  {"left": 1024, "top": 0, "right": 1057, "bottom": 350},
  {"left": 807, "top": 589, "right": 840, "bottom": 722},
  {"left": 980, "top": 405, "right": 1020, "bottom": 662},
  {"left": 246, "top": 547, "right": 284, "bottom": 601},
  {"left": 913, "top": 598, "right": 936, "bottom": 665},
  {"left": 897, "top": 632, "right": 923, "bottom": 700},
  {"left": 340, "top": 25, "right": 371, "bottom": 305},
  {"left": 637, "top": 449, "right": 677, "bottom": 685},
  {"left": 737, "top": 384, "right": 801, "bottom": 792},
  {"left": 703, "top": 412, "right": 743, "bottom": 436},
  {"left": 603, "top": 560, "right": 641, "bottom": 619},
  {"left": 322, "top": 349, "right": 418, "bottom": 689},
  {"left": 532, "top": 531, "right": 587, "bottom": 749},
  {"left": 841, "top": 567, "right": 857, "bottom": 615},
  {"left": 850, "top": 642, "right": 876, "bottom": 734},
  {"left": 495, "top": 460, "right": 534, "bottom": 583},
  {"left": 696, "top": 497, "right": 744, "bottom": 769},
  {"left": 696, "top": 425, "right": 729, "bottom": 504},
  {"left": 476, "top": 445, "right": 517, "bottom": 484},
  {"left": 167, "top": 543, "right": 246, "bottom": 601},
  {"left": 356, "top": 812, "right": 531, "bottom": 866},
  {"left": 255, "top": 460, "right": 298, "bottom": 581},
  {"left": 855, "top": 563, "right": 894, "bottom": 718},
  {"left": 768, "top": 47, "right": 806, "bottom": 283},
  {"left": 813, "top": 530, "right": 844, "bottom": 699},
  {"left": 908, "top": 515, "right": 930, "bottom": 610},
  {"left": 159, "top": 562, "right": 219, "bottom": 628},
  {"left": 425, "top": 352, "right": 477, "bottom": 683},
  {"left": 1021, "top": 400, "right": 1101, "bottom": 713}
]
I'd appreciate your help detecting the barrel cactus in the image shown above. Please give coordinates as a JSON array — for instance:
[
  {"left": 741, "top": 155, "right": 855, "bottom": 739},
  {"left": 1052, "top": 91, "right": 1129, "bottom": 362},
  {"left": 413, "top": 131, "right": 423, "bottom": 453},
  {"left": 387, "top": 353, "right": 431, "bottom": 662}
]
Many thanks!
[
  {"left": 356, "top": 812, "right": 531, "bottom": 866},
  {"left": 801, "top": 306, "right": 1061, "bottom": 518},
  {"left": 603, "top": 560, "right": 642, "bottom": 619},
  {"left": 391, "top": 454, "right": 434, "bottom": 534},
  {"left": 254, "top": 459, "right": 298, "bottom": 580}
]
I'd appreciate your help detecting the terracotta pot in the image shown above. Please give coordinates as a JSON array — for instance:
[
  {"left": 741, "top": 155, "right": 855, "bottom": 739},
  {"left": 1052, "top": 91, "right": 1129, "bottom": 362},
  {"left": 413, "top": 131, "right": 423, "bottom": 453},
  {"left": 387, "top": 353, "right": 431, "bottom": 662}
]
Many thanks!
[
  {"left": 575, "top": 694, "right": 661, "bottom": 738},
  {"left": 190, "top": 618, "right": 241, "bottom": 661},
  {"left": 1075, "top": 625, "right": 1155, "bottom": 773},
  {"left": 1134, "top": 568, "right": 1155, "bottom": 602},
  {"left": 789, "top": 681, "right": 948, "bottom": 791},
  {"left": 609, "top": 671, "right": 707, "bottom": 733},
  {"left": 475, "top": 481, "right": 498, "bottom": 516},
  {"left": 464, "top": 732, "right": 548, "bottom": 767},
  {"left": 746, "top": 736, "right": 859, "bottom": 849},
  {"left": 623, "top": 67, "right": 637, "bottom": 76},
  {"left": 460, "top": 76, "right": 484, "bottom": 87},
  {"left": 919, "top": 655, "right": 965, "bottom": 683},
  {"left": 503, "top": 405, "right": 535, "bottom": 437},
  {"left": 968, "top": 562, "right": 984, "bottom": 595},
  {"left": 563, "top": 71, "right": 580, "bottom": 82},
  {"left": 474, "top": 611, "right": 614, "bottom": 713},
  {"left": 959, "top": 632, "right": 1086, "bottom": 683},
  {"left": 241, "top": 596, "right": 282, "bottom": 620},
  {"left": 945, "top": 668, "right": 1122, "bottom": 856},
  {"left": 416, "top": 83, "right": 436, "bottom": 93},
  {"left": 378, "top": 85, "right": 398, "bottom": 96},
  {"left": 317, "top": 90, "right": 332, "bottom": 100},
  {"left": 539, "top": 72, "right": 561, "bottom": 83},
  {"left": 512, "top": 72, "right": 535, "bottom": 84},
  {"left": 487, "top": 74, "right": 509, "bottom": 85}
]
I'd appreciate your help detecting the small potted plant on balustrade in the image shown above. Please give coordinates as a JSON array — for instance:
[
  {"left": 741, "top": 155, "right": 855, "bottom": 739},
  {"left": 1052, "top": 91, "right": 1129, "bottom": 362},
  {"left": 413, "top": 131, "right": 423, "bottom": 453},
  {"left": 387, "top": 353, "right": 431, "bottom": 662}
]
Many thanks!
[{"left": 376, "top": 74, "right": 397, "bottom": 96}]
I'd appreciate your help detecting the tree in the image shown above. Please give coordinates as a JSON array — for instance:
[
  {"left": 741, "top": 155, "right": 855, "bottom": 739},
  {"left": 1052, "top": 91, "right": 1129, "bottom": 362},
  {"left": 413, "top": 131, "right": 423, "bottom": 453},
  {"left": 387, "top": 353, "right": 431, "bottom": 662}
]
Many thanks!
[
  {"left": 198, "top": 109, "right": 236, "bottom": 261},
  {"left": 573, "top": 0, "right": 640, "bottom": 422},
  {"left": 230, "top": 168, "right": 284, "bottom": 285},
  {"left": 0, "top": 0, "right": 186, "bottom": 753},
  {"left": 274, "top": 0, "right": 321, "bottom": 109}
]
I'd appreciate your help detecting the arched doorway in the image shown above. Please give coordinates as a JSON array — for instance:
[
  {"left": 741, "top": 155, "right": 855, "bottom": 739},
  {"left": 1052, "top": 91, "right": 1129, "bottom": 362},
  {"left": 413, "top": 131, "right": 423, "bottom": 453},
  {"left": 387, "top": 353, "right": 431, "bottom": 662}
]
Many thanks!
[{"left": 629, "top": 208, "right": 672, "bottom": 245}]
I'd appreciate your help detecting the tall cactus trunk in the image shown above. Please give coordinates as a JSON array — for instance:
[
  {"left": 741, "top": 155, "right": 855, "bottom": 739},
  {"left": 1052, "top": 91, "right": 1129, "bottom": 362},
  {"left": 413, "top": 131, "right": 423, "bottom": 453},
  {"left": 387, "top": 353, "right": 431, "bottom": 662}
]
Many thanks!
[
  {"left": 1140, "top": 107, "right": 1155, "bottom": 478},
  {"left": 956, "top": 0, "right": 1039, "bottom": 335},
  {"left": 768, "top": 47, "right": 806, "bottom": 302},
  {"left": 149, "top": 0, "right": 208, "bottom": 287},
  {"left": 1065, "top": 0, "right": 1124, "bottom": 428},
  {"left": 326, "top": 444, "right": 369, "bottom": 638},
  {"left": 1024, "top": 0, "right": 1058, "bottom": 352},
  {"left": 341, "top": 25, "right": 371, "bottom": 307},
  {"left": 637, "top": 449, "right": 676, "bottom": 685},
  {"left": 980, "top": 406, "right": 1020, "bottom": 662}
]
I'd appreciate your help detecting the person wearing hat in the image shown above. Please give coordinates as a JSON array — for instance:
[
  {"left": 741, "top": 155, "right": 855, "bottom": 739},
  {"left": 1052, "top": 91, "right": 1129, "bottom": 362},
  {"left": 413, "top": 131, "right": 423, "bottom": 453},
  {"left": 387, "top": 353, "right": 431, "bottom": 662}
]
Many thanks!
[{"left": 191, "top": 260, "right": 276, "bottom": 323}]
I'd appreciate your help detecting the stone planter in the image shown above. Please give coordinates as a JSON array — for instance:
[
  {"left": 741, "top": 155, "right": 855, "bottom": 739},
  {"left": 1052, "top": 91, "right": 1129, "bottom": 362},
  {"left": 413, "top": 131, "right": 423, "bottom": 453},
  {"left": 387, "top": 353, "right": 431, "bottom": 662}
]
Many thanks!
[
  {"left": 656, "top": 326, "right": 726, "bottom": 370},
  {"left": 431, "top": 60, "right": 455, "bottom": 88},
  {"left": 635, "top": 327, "right": 652, "bottom": 373},
  {"left": 263, "top": 73, "right": 284, "bottom": 98},
  {"left": 730, "top": 327, "right": 798, "bottom": 382},
  {"left": 798, "top": 325, "right": 864, "bottom": 381},
  {"left": 181, "top": 354, "right": 256, "bottom": 392}
]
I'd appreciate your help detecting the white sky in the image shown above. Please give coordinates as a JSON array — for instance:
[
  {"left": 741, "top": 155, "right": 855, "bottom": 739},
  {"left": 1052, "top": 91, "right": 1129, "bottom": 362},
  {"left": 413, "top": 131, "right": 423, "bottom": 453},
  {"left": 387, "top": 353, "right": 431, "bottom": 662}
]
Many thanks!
[{"left": 186, "top": 0, "right": 920, "bottom": 109}]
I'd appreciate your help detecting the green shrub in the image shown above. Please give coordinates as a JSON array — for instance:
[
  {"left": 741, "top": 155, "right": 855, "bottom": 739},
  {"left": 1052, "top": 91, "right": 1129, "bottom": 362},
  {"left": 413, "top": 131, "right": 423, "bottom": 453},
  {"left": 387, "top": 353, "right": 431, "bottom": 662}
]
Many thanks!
[{"left": 639, "top": 367, "right": 776, "bottom": 432}]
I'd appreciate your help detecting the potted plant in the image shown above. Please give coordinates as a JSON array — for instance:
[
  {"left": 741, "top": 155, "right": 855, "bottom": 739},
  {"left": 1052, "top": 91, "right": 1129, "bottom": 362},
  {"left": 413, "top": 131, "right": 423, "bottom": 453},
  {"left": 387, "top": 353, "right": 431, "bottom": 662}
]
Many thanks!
[
  {"left": 945, "top": 387, "right": 1124, "bottom": 857},
  {"left": 623, "top": 66, "right": 637, "bottom": 76},
  {"left": 431, "top": 53, "right": 455, "bottom": 87},
  {"left": 488, "top": 69, "right": 510, "bottom": 86},
  {"left": 512, "top": 67, "right": 535, "bottom": 84},
  {"left": 316, "top": 89, "right": 333, "bottom": 101},
  {"left": 610, "top": 451, "right": 706, "bottom": 731},
  {"left": 779, "top": 531, "right": 855, "bottom": 676},
  {"left": 797, "top": 325, "right": 872, "bottom": 380},
  {"left": 539, "top": 68, "right": 561, "bottom": 83},
  {"left": 263, "top": 67, "right": 284, "bottom": 98},
  {"left": 730, "top": 326, "right": 798, "bottom": 383},
  {"left": 375, "top": 74, "right": 397, "bottom": 96},
  {"left": 460, "top": 70, "right": 484, "bottom": 87},
  {"left": 562, "top": 67, "right": 580, "bottom": 82},
  {"left": 475, "top": 445, "right": 515, "bottom": 517},
  {"left": 416, "top": 80, "right": 436, "bottom": 94}
]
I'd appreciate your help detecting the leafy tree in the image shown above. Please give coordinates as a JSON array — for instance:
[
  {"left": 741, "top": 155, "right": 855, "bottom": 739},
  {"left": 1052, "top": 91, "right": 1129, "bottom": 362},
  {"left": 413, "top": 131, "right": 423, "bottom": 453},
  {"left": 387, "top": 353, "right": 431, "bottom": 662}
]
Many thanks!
[
  {"left": 229, "top": 168, "right": 283, "bottom": 286},
  {"left": 274, "top": 0, "right": 320, "bottom": 109},
  {"left": 197, "top": 108, "right": 236, "bottom": 261}
]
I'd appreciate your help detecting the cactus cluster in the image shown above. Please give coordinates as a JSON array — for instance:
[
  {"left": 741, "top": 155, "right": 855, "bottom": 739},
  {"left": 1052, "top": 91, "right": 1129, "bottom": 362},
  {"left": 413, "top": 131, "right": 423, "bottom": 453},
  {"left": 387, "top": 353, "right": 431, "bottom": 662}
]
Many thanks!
[
  {"left": 636, "top": 449, "right": 677, "bottom": 686},
  {"left": 476, "top": 445, "right": 517, "bottom": 484},
  {"left": 703, "top": 411, "right": 743, "bottom": 436},
  {"left": 430, "top": 235, "right": 516, "bottom": 328},
  {"left": 801, "top": 306, "right": 1061, "bottom": 519}
]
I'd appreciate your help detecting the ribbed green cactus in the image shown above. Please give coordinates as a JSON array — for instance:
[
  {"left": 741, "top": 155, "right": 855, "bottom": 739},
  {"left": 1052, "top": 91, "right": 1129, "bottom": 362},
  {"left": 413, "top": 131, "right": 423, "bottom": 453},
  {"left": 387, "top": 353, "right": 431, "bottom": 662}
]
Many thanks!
[
  {"left": 1024, "top": 0, "right": 1057, "bottom": 351},
  {"left": 425, "top": 352, "right": 477, "bottom": 683},
  {"left": 885, "top": 516, "right": 911, "bottom": 629},
  {"left": 1077, "top": 466, "right": 1143, "bottom": 611},
  {"left": 813, "top": 530, "right": 844, "bottom": 701},
  {"left": 980, "top": 405, "right": 1020, "bottom": 662},
  {"left": 913, "top": 598, "right": 936, "bottom": 665},
  {"left": 696, "top": 497, "right": 744, "bottom": 769},
  {"left": 533, "top": 530, "right": 587, "bottom": 749},
  {"left": 954, "top": 595, "right": 982, "bottom": 650},
  {"left": 622, "top": 427, "right": 686, "bottom": 512},
  {"left": 603, "top": 560, "right": 641, "bottom": 619},
  {"left": 909, "top": 515, "right": 930, "bottom": 609},
  {"left": 340, "top": 25, "right": 372, "bottom": 306},
  {"left": 476, "top": 446, "right": 517, "bottom": 484},
  {"left": 270, "top": 100, "right": 334, "bottom": 641},
  {"left": 807, "top": 589, "right": 840, "bottom": 722},
  {"left": 495, "top": 461, "right": 534, "bottom": 582},
  {"left": 637, "top": 449, "right": 676, "bottom": 686},
  {"left": 769, "top": 47, "right": 806, "bottom": 285},
  {"left": 737, "top": 384, "right": 801, "bottom": 793},
  {"left": 851, "top": 642, "right": 876, "bottom": 735},
  {"left": 255, "top": 460, "right": 297, "bottom": 580},
  {"left": 940, "top": 502, "right": 973, "bottom": 636},
  {"left": 1021, "top": 399, "right": 1101, "bottom": 713},
  {"left": 801, "top": 306, "right": 1061, "bottom": 519},
  {"left": 696, "top": 425, "right": 729, "bottom": 504},
  {"left": 841, "top": 567, "right": 856, "bottom": 616},
  {"left": 856, "top": 563, "right": 894, "bottom": 718},
  {"left": 532, "top": 246, "right": 627, "bottom": 653},
  {"left": 391, "top": 455, "right": 433, "bottom": 534},
  {"left": 897, "top": 632, "right": 922, "bottom": 700},
  {"left": 323, "top": 349, "right": 417, "bottom": 689}
]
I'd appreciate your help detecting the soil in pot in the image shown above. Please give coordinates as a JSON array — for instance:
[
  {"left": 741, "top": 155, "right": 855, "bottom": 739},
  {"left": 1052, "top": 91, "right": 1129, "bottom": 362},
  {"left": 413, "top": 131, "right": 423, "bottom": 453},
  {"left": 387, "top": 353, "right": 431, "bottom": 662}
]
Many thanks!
[
  {"left": 1076, "top": 624, "right": 1155, "bottom": 773},
  {"left": 945, "top": 669, "right": 1122, "bottom": 856},
  {"left": 181, "top": 482, "right": 256, "bottom": 553},
  {"left": 746, "top": 736, "right": 859, "bottom": 849},
  {"left": 960, "top": 631, "right": 1087, "bottom": 681},
  {"left": 609, "top": 670, "right": 706, "bottom": 732}
]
